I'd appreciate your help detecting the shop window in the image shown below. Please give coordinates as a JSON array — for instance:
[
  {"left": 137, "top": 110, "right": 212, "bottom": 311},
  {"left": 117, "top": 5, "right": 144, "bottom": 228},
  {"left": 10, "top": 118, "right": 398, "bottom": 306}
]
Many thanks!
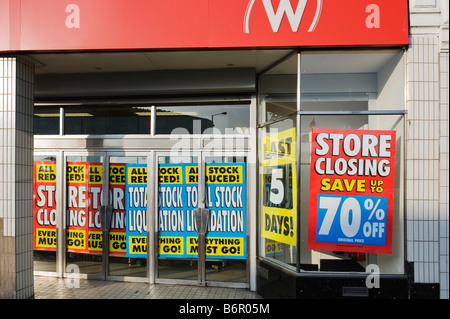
[
  {"left": 34, "top": 102, "right": 250, "bottom": 136},
  {"left": 34, "top": 105, "right": 151, "bottom": 135},
  {"left": 257, "top": 50, "right": 406, "bottom": 275},
  {"left": 34, "top": 107, "right": 60, "bottom": 135},
  {"left": 64, "top": 105, "right": 151, "bottom": 135},
  {"left": 155, "top": 103, "right": 250, "bottom": 135},
  {"left": 258, "top": 53, "right": 298, "bottom": 271},
  {"left": 258, "top": 54, "right": 297, "bottom": 124}
]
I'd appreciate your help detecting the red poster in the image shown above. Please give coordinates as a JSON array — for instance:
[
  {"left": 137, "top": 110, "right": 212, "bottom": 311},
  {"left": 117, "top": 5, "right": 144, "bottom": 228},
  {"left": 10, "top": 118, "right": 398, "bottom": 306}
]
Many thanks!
[
  {"left": 109, "top": 163, "right": 127, "bottom": 256},
  {"left": 33, "top": 161, "right": 57, "bottom": 251},
  {"left": 33, "top": 161, "right": 127, "bottom": 255},
  {"left": 308, "top": 129, "right": 396, "bottom": 254}
]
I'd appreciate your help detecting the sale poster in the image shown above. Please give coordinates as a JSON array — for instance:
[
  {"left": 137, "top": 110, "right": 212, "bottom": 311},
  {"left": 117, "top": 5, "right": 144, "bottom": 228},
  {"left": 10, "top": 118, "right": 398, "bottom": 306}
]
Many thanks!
[
  {"left": 87, "top": 163, "right": 103, "bottom": 254},
  {"left": 34, "top": 160, "right": 247, "bottom": 259},
  {"left": 308, "top": 128, "right": 396, "bottom": 254},
  {"left": 260, "top": 128, "right": 297, "bottom": 246},
  {"left": 33, "top": 161, "right": 57, "bottom": 251},
  {"left": 203, "top": 163, "right": 247, "bottom": 259},
  {"left": 158, "top": 163, "right": 247, "bottom": 260},
  {"left": 108, "top": 163, "right": 127, "bottom": 256},
  {"left": 125, "top": 164, "right": 148, "bottom": 258}
]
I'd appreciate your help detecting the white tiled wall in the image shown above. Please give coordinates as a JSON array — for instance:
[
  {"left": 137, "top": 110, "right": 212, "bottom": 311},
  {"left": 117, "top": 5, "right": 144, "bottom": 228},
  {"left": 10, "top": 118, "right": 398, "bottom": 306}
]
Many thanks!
[
  {"left": 0, "top": 57, "right": 34, "bottom": 299},
  {"left": 406, "top": 36, "right": 441, "bottom": 284},
  {"left": 408, "top": 0, "right": 449, "bottom": 299}
]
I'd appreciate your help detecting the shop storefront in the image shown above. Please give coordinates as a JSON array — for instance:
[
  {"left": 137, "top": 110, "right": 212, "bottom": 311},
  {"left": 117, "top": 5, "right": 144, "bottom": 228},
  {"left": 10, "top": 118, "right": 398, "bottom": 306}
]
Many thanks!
[
  {"left": 1, "top": 0, "right": 449, "bottom": 299},
  {"left": 257, "top": 50, "right": 408, "bottom": 298}
]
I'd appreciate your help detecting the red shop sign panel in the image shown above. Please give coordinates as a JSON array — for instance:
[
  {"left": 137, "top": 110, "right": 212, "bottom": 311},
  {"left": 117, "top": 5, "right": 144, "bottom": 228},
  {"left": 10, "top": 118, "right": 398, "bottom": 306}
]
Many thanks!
[{"left": 1, "top": 0, "right": 409, "bottom": 52}]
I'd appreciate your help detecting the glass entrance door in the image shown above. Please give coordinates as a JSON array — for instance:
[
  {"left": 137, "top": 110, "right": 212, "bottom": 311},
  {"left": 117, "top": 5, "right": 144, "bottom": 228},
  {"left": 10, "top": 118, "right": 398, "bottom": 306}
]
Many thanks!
[
  {"left": 108, "top": 154, "right": 148, "bottom": 279},
  {"left": 203, "top": 154, "right": 247, "bottom": 284},
  {"left": 65, "top": 154, "right": 105, "bottom": 277},
  {"left": 59, "top": 150, "right": 248, "bottom": 285},
  {"left": 63, "top": 152, "right": 148, "bottom": 280},
  {"left": 156, "top": 153, "right": 199, "bottom": 281},
  {"left": 33, "top": 153, "right": 59, "bottom": 274},
  {"left": 156, "top": 152, "right": 248, "bottom": 286}
]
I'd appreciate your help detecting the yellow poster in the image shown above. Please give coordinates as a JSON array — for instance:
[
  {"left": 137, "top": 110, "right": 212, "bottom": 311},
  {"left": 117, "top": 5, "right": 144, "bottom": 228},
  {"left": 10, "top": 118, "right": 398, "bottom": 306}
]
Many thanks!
[{"left": 260, "top": 128, "right": 297, "bottom": 246}]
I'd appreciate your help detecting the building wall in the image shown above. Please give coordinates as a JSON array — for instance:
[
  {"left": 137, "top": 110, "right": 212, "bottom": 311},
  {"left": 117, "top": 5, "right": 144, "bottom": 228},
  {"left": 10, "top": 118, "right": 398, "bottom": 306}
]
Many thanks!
[
  {"left": 0, "top": 57, "right": 34, "bottom": 299},
  {"left": 407, "top": 0, "right": 449, "bottom": 299}
]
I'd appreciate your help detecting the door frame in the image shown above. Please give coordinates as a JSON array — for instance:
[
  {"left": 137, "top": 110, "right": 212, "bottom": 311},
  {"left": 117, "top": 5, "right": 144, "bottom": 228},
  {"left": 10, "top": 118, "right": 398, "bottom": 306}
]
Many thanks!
[
  {"left": 33, "top": 95, "right": 257, "bottom": 287},
  {"left": 104, "top": 151, "right": 152, "bottom": 283},
  {"left": 57, "top": 151, "right": 152, "bottom": 282},
  {"left": 34, "top": 145, "right": 255, "bottom": 287},
  {"left": 61, "top": 150, "right": 106, "bottom": 281},
  {"left": 154, "top": 150, "right": 250, "bottom": 288}
]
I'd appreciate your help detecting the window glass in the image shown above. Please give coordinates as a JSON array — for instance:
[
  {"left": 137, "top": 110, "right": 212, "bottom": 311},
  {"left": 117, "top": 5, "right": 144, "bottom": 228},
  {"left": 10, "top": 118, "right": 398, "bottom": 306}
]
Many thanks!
[
  {"left": 299, "top": 114, "right": 404, "bottom": 274},
  {"left": 258, "top": 53, "right": 299, "bottom": 270},
  {"left": 299, "top": 50, "right": 405, "bottom": 274},
  {"left": 155, "top": 103, "right": 249, "bottom": 135},
  {"left": 34, "top": 107, "right": 60, "bottom": 135},
  {"left": 109, "top": 156, "right": 148, "bottom": 278},
  {"left": 300, "top": 50, "right": 405, "bottom": 112},
  {"left": 259, "top": 116, "right": 297, "bottom": 270},
  {"left": 259, "top": 54, "right": 298, "bottom": 124},
  {"left": 257, "top": 50, "right": 405, "bottom": 275},
  {"left": 65, "top": 155, "right": 104, "bottom": 275},
  {"left": 64, "top": 105, "right": 151, "bottom": 135}
]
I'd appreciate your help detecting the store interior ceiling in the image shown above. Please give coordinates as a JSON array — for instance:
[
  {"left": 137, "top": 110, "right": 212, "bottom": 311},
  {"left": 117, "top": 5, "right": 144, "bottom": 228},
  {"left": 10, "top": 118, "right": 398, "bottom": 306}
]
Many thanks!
[
  {"left": 26, "top": 49, "right": 400, "bottom": 75},
  {"left": 27, "top": 50, "right": 293, "bottom": 75}
]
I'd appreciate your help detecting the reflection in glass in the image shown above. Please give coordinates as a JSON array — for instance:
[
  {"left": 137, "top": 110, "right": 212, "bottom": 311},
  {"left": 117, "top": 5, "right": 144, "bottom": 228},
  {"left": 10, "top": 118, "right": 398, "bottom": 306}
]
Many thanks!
[
  {"left": 65, "top": 106, "right": 151, "bottom": 134},
  {"left": 157, "top": 155, "right": 248, "bottom": 283},
  {"left": 157, "top": 156, "right": 198, "bottom": 280},
  {"left": 259, "top": 54, "right": 298, "bottom": 124},
  {"left": 155, "top": 104, "right": 249, "bottom": 135},
  {"left": 258, "top": 117, "right": 297, "bottom": 270},
  {"left": 34, "top": 107, "right": 60, "bottom": 135},
  {"left": 258, "top": 53, "right": 299, "bottom": 271},
  {"left": 298, "top": 51, "right": 405, "bottom": 275}
]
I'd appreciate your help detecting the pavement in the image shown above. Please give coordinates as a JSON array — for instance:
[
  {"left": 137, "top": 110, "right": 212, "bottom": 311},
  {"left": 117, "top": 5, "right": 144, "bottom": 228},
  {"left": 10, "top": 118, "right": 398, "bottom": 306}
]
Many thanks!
[{"left": 33, "top": 275, "right": 263, "bottom": 299}]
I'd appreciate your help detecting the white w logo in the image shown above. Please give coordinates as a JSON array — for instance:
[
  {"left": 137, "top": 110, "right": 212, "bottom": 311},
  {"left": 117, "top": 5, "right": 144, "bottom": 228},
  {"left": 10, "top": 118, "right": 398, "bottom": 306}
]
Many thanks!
[
  {"left": 263, "top": 0, "right": 307, "bottom": 32},
  {"left": 244, "top": 0, "right": 322, "bottom": 33}
]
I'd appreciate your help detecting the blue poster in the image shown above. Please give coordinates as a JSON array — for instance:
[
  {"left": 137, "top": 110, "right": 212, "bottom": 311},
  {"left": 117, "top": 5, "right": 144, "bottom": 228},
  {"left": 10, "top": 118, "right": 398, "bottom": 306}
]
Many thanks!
[{"left": 158, "top": 162, "right": 247, "bottom": 259}]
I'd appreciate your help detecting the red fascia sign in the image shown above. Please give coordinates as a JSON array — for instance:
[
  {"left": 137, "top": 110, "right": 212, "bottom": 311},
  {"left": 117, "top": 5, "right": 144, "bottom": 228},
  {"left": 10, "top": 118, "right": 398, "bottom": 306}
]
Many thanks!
[
  {"left": 308, "top": 129, "right": 396, "bottom": 254},
  {"left": 1, "top": 0, "right": 409, "bottom": 52}
]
